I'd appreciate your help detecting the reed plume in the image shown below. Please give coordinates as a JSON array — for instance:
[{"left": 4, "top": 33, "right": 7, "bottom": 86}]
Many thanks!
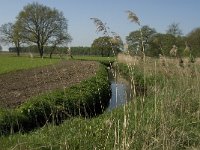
[
  {"left": 126, "top": 10, "right": 140, "bottom": 26},
  {"left": 90, "top": 18, "right": 109, "bottom": 35}
]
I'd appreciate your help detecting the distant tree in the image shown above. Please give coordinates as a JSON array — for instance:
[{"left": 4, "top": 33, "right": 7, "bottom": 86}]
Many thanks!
[
  {"left": 186, "top": 27, "right": 200, "bottom": 56},
  {"left": 70, "top": 47, "right": 91, "bottom": 55},
  {"left": 126, "top": 25, "right": 156, "bottom": 55},
  {"left": 166, "top": 23, "right": 182, "bottom": 37},
  {"left": 0, "top": 45, "right": 2, "bottom": 51},
  {"left": 49, "top": 31, "right": 72, "bottom": 58},
  {"left": 148, "top": 33, "right": 184, "bottom": 57},
  {"left": 0, "top": 22, "right": 22, "bottom": 56},
  {"left": 91, "top": 36, "right": 122, "bottom": 57},
  {"left": 16, "top": 2, "right": 71, "bottom": 58},
  {"left": 148, "top": 33, "right": 165, "bottom": 57}
]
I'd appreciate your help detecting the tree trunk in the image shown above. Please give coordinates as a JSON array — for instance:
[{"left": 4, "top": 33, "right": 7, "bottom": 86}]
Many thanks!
[
  {"left": 50, "top": 49, "right": 55, "bottom": 59},
  {"left": 15, "top": 41, "right": 20, "bottom": 56},
  {"left": 37, "top": 42, "right": 44, "bottom": 58},
  {"left": 50, "top": 45, "right": 57, "bottom": 59},
  {"left": 39, "top": 50, "right": 43, "bottom": 58},
  {"left": 50, "top": 52, "right": 53, "bottom": 59},
  {"left": 39, "top": 46, "right": 44, "bottom": 58},
  {"left": 17, "top": 48, "right": 20, "bottom": 56}
]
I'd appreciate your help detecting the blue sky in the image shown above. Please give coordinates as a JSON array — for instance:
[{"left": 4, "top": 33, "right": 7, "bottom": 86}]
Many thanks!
[{"left": 0, "top": 0, "right": 200, "bottom": 50}]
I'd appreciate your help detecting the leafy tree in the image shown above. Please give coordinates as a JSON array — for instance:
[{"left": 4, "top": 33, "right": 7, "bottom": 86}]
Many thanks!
[
  {"left": 186, "top": 27, "right": 200, "bottom": 57},
  {"left": 91, "top": 36, "right": 122, "bottom": 57},
  {"left": 126, "top": 25, "right": 156, "bottom": 55},
  {"left": 147, "top": 33, "right": 165, "bottom": 57},
  {"left": 148, "top": 33, "right": 185, "bottom": 57},
  {"left": 0, "top": 22, "right": 22, "bottom": 56},
  {"left": 166, "top": 23, "right": 182, "bottom": 37},
  {"left": 16, "top": 2, "right": 71, "bottom": 58}
]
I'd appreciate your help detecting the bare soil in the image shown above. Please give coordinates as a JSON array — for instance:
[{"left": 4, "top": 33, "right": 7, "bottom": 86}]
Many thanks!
[{"left": 0, "top": 60, "right": 99, "bottom": 108}]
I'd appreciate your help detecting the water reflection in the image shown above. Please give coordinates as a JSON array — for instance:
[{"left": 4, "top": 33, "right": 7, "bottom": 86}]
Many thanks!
[{"left": 107, "top": 71, "right": 133, "bottom": 111}]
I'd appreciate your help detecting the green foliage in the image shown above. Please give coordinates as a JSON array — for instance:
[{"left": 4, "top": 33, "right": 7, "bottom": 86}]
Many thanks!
[
  {"left": 0, "top": 109, "right": 27, "bottom": 135},
  {"left": 148, "top": 33, "right": 185, "bottom": 57},
  {"left": 126, "top": 25, "right": 187, "bottom": 57},
  {"left": 126, "top": 25, "right": 156, "bottom": 55},
  {"left": 0, "top": 64, "right": 110, "bottom": 135},
  {"left": 91, "top": 36, "right": 122, "bottom": 57},
  {"left": 187, "top": 27, "right": 200, "bottom": 57}
]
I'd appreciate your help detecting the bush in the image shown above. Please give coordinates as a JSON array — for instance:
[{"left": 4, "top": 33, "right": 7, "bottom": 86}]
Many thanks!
[{"left": 0, "top": 109, "right": 28, "bottom": 135}]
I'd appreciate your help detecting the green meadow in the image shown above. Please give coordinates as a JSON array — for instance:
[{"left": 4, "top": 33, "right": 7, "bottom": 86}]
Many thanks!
[{"left": 0, "top": 55, "right": 60, "bottom": 74}]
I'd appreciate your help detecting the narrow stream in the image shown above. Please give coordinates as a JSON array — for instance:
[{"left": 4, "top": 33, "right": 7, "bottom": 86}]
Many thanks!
[{"left": 107, "top": 69, "right": 133, "bottom": 111}]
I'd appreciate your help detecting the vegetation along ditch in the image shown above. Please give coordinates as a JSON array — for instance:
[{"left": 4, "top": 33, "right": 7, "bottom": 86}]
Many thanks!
[{"left": 0, "top": 60, "right": 111, "bottom": 135}]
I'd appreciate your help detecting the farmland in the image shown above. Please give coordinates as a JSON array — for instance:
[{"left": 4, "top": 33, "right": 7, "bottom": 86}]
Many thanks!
[
  {"left": 0, "top": 53, "right": 200, "bottom": 149},
  {"left": 0, "top": 55, "right": 60, "bottom": 75},
  {"left": 0, "top": 59, "right": 99, "bottom": 108}
]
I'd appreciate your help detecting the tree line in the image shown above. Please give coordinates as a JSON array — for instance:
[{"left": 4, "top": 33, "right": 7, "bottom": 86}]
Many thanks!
[
  {"left": 126, "top": 23, "right": 200, "bottom": 58},
  {"left": 8, "top": 45, "right": 120, "bottom": 57}
]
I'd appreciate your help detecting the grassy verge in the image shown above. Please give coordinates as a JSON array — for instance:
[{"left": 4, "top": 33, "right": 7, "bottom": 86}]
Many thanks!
[
  {"left": 73, "top": 55, "right": 115, "bottom": 66},
  {"left": 1, "top": 57, "right": 200, "bottom": 149}
]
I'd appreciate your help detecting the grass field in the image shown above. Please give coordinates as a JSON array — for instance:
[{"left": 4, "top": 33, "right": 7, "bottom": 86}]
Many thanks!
[
  {"left": 73, "top": 55, "right": 116, "bottom": 61},
  {"left": 1, "top": 54, "right": 200, "bottom": 149},
  {"left": 0, "top": 55, "right": 60, "bottom": 74}
]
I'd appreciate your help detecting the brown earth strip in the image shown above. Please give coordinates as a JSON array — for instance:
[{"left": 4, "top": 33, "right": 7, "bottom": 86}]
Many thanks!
[{"left": 0, "top": 60, "right": 99, "bottom": 108}]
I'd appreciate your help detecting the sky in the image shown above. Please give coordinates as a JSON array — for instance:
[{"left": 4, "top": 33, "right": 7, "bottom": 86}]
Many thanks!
[{"left": 0, "top": 0, "right": 200, "bottom": 50}]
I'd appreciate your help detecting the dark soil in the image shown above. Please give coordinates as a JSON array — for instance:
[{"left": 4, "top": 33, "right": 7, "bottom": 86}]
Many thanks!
[{"left": 0, "top": 60, "right": 99, "bottom": 108}]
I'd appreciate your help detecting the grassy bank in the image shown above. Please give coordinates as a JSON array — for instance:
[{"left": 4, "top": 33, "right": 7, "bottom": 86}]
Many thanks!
[{"left": 1, "top": 56, "right": 200, "bottom": 149}]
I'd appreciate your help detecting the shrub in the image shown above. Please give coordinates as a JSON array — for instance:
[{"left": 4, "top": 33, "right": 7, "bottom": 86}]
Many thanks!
[{"left": 0, "top": 109, "right": 28, "bottom": 135}]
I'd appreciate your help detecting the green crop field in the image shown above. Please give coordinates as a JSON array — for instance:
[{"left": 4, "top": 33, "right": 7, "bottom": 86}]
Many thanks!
[
  {"left": 73, "top": 55, "right": 115, "bottom": 62},
  {"left": 0, "top": 55, "right": 60, "bottom": 74}
]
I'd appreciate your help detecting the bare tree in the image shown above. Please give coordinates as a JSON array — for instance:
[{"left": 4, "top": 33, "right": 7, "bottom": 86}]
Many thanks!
[
  {"left": 166, "top": 23, "right": 182, "bottom": 37},
  {"left": 16, "top": 2, "right": 71, "bottom": 58},
  {"left": 0, "top": 23, "right": 22, "bottom": 56}
]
